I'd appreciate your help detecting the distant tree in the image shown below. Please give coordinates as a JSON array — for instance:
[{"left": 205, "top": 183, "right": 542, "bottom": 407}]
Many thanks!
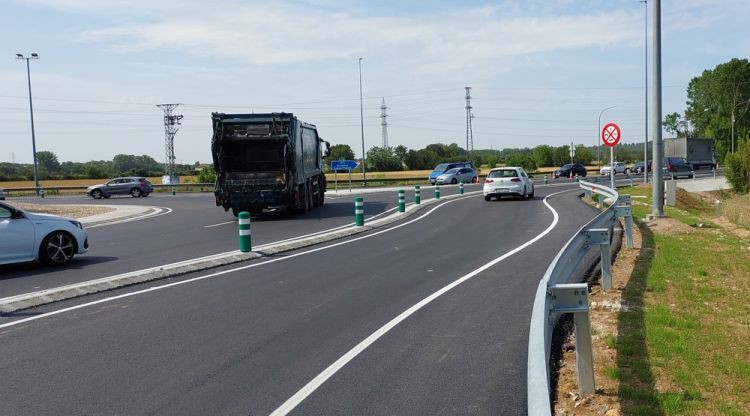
[
  {"left": 393, "top": 145, "right": 408, "bottom": 168},
  {"left": 724, "top": 139, "right": 750, "bottom": 193},
  {"left": 197, "top": 164, "right": 217, "bottom": 184},
  {"left": 36, "top": 150, "right": 61, "bottom": 175},
  {"left": 324, "top": 144, "right": 356, "bottom": 170},
  {"left": 507, "top": 154, "right": 537, "bottom": 172},
  {"left": 366, "top": 146, "right": 402, "bottom": 171},
  {"left": 485, "top": 154, "right": 498, "bottom": 169},
  {"left": 573, "top": 145, "right": 593, "bottom": 165},
  {"left": 684, "top": 58, "right": 750, "bottom": 159},
  {"left": 532, "top": 145, "right": 555, "bottom": 167}
]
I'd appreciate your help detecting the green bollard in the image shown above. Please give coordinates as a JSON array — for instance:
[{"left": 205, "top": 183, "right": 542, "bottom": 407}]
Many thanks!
[
  {"left": 238, "top": 211, "right": 252, "bottom": 252},
  {"left": 172, "top": 187, "right": 176, "bottom": 196},
  {"left": 459, "top": 182, "right": 464, "bottom": 194},
  {"left": 414, "top": 185, "right": 421, "bottom": 205},
  {"left": 355, "top": 196, "right": 364, "bottom": 226},
  {"left": 398, "top": 189, "right": 405, "bottom": 212},
  {"left": 40, "top": 189, "right": 45, "bottom": 198},
  {"left": 544, "top": 175, "right": 548, "bottom": 185},
  {"left": 435, "top": 184, "right": 440, "bottom": 199}
]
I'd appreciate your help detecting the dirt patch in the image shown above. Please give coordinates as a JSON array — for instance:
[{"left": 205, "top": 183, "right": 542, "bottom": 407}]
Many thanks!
[
  {"left": 711, "top": 216, "right": 750, "bottom": 239},
  {"left": 641, "top": 216, "right": 695, "bottom": 235},
  {"left": 7, "top": 202, "right": 114, "bottom": 219},
  {"left": 554, "top": 221, "right": 643, "bottom": 416}
]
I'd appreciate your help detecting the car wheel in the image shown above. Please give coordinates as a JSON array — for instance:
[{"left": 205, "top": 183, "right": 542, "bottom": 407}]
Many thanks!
[
  {"left": 103, "top": 195, "right": 111, "bottom": 199},
  {"left": 130, "top": 188, "right": 142, "bottom": 197},
  {"left": 141, "top": 192, "right": 149, "bottom": 197},
  {"left": 91, "top": 189, "right": 103, "bottom": 199},
  {"left": 472, "top": 176, "right": 478, "bottom": 183},
  {"left": 450, "top": 178, "right": 457, "bottom": 184},
  {"left": 484, "top": 195, "right": 491, "bottom": 201},
  {"left": 39, "top": 231, "right": 76, "bottom": 265},
  {"left": 529, "top": 186, "right": 534, "bottom": 199},
  {"left": 521, "top": 186, "right": 527, "bottom": 200}
]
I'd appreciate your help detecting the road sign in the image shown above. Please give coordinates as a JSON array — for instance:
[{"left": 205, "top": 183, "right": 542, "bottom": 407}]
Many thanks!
[
  {"left": 569, "top": 141, "right": 575, "bottom": 158},
  {"left": 331, "top": 160, "right": 358, "bottom": 171},
  {"left": 601, "top": 123, "right": 621, "bottom": 147}
]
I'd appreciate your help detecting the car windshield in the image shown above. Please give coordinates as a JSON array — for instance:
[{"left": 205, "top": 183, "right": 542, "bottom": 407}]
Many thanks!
[
  {"left": 488, "top": 169, "right": 518, "bottom": 178},
  {"left": 561, "top": 164, "right": 573, "bottom": 169},
  {"left": 432, "top": 164, "right": 450, "bottom": 172}
]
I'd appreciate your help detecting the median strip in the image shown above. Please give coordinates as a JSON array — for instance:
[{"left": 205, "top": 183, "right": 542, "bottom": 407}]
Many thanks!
[{"left": 0, "top": 191, "right": 481, "bottom": 314}]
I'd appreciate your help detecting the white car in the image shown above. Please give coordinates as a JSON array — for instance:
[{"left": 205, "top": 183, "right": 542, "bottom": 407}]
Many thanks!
[
  {"left": 600, "top": 162, "right": 628, "bottom": 175},
  {"left": 0, "top": 201, "right": 89, "bottom": 265},
  {"left": 483, "top": 167, "right": 535, "bottom": 200}
]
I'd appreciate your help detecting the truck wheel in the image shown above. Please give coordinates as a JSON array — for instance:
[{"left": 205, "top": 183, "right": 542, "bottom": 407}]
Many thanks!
[
  {"left": 299, "top": 185, "right": 309, "bottom": 214},
  {"left": 312, "top": 180, "right": 320, "bottom": 207}
]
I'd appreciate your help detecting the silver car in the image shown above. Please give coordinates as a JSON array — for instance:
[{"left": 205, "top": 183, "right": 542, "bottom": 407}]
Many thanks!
[
  {"left": 435, "top": 167, "right": 477, "bottom": 185},
  {"left": 483, "top": 167, "right": 534, "bottom": 200}
]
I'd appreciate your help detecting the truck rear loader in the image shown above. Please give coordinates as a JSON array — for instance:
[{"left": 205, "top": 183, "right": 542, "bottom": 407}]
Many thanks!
[{"left": 211, "top": 113, "right": 328, "bottom": 216}]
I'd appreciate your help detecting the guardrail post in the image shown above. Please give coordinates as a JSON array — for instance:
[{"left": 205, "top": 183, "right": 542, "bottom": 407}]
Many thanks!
[
  {"left": 459, "top": 182, "right": 464, "bottom": 194},
  {"left": 355, "top": 196, "right": 364, "bottom": 226},
  {"left": 398, "top": 189, "right": 405, "bottom": 212},
  {"left": 549, "top": 283, "right": 595, "bottom": 395},
  {"left": 238, "top": 212, "right": 252, "bottom": 252},
  {"left": 713, "top": 167, "right": 716, "bottom": 180},
  {"left": 172, "top": 187, "right": 176, "bottom": 196},
  {"left": 435, "top": 185, "right": 440, "bottom": 199},
  {"left": 586, "top": 228, "right": 612, "bottom": 290},
  {"left": 414, "top": 185, "right": 421, "bottom": 205},
  {"left": 616, "top": 195, "right": 633, "bottom": 249}
]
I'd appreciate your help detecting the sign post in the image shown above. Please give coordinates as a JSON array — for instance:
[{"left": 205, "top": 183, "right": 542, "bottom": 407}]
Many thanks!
[
  {"left": 601, "top": 122, "right": 621, "bottom": 190},
  {"left": 331, "top": 160, "right": 359, "bottom": 193}
]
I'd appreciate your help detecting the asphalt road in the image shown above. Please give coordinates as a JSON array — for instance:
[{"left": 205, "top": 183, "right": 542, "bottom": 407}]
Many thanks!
[{"left": 0, "top": 186, "right": 601, "bottom": 415}]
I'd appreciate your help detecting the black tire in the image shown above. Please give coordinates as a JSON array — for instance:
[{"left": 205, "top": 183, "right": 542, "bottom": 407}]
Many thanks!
[
  {"left": 451, "top": 178, "right": 458, "bottom": 184},
  {"left": 529, "top": 186, "right": 534, "bottom": 199},
  {"left": 130, "top": 188, "right": 142, "bottom": 197},
  {"left": 103, "top": 195, "right": 111, "bottom": 199},
  {"left": 299, "top": 184, "right": 309, "bottom": 214},
  {"left": 91, "top": 189, "right": 103, "bottom": 199},
  {"left": 521, "top": 186, "right": 527, "bottom": 200},
  {"left": 141, "top": 192, "right": 149, "bottom": 197},
  {"left": 472, "top": 176, "right": 478, "bottom": 183},
  {"left": 484, "top": 195, "right": 491, "bottom": 201},
  {"left": 39, "top": 231, "right": 76, "bottom": 265}
]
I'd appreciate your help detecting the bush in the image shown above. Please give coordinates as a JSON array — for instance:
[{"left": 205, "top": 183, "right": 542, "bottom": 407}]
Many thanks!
[
  {"left": 197, "top": 165, "right": 217, "bottom": 184},
  {"left": 725, "top": 139, "right": 750, "bottom": 194}
]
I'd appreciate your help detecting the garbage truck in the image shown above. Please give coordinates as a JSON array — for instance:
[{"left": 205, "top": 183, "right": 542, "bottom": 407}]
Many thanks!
[{"left": 211, "top": 113, "right": 328, "bottom": 216}]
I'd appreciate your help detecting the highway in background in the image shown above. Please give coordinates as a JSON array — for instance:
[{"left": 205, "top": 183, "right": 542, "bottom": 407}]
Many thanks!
[{"left": 0, "top": 187, "right": 601, "bottom": 415}]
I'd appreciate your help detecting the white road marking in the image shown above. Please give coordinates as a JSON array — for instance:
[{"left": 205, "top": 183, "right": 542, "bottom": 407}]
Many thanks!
[
  {"left": 203, "top": 221, "right": 235, "bottom": 228},
  {"left": 86, "top": 207, "right": 173, "bottom": 228},
  {"left": 269, "top": 189, "right": 569, "bottom": 416},
  {"left": 0, "top": 194, "right": 477, "bottom": 330}
]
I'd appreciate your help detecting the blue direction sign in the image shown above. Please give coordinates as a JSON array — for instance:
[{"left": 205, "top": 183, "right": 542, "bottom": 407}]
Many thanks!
[{"left": 331, "top": 160, "right": 358, "bottom": 171}]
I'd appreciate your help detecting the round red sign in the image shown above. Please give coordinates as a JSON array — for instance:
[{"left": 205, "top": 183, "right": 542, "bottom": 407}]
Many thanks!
[{"left": 601, "top": 123, "right": 621, "bottom": 147}]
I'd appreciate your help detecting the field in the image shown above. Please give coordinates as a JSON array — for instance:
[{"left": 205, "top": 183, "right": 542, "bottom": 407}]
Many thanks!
[{"left": 0, "top": 165, "right": 597, "bottom": 189}]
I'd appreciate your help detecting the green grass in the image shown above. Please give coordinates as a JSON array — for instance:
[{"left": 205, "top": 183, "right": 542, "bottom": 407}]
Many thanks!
[{"left": 613, "top": 196, "right": 750, "bottom": 414}]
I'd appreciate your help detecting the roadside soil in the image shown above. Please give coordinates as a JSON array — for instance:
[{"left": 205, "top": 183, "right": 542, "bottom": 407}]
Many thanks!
[
  {"left": 7, "top": 202, "right": 114, "bottom": 219},
  {"left": 553, "top": 215, "right": 695, "bottom": 416}
]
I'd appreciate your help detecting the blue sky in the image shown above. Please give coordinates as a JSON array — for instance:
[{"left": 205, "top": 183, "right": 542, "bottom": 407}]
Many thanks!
[{"left": 2, "top": 0, "right": 749, "bottom": 164}]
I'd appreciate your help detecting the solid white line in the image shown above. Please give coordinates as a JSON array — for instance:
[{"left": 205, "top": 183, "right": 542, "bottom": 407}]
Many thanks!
[
  {"left": 86, "top": 207, "right": 173, "bottom": 228},
  {"left": 269, "top": 189, "right": 569, "bottom": 416},
  {"left": 0, "top": 194, "right": 476, "bottom": 331},
  {"left": 203, "top": 221, "right": 236, "bottom": 228}
]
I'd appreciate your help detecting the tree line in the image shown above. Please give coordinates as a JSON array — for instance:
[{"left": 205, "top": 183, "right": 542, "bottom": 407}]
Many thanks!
[
  {"left": 324, "top": 142, "right": 651, "bottom": 173},
  {"left": 0, "top": 151, "right": 197, "bottom": 182}
]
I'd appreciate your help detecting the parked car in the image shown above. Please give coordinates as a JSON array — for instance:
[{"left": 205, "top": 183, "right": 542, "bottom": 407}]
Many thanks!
[
  {"left": 630, "top": 160, "right": 652, "bottom": 174},
  {"left": 428, "top": 162, "right": 475, "bottom": 184},
  {"left": 87, "top": 177, "right": 153, "bottom": 199},
  {"left": 435, "top": 167, "right": 477, "bottom": 185},
  {"left": 600, "top": 162, "right": 628, "bottom": 175},
  {"left": 553, "top": 163, "right": 587, "bottom": 179},
  {"left": 0, "top": 201, "right": 89, "bottom": 265},
  {"left": 0, "top": 188, "right": 5, "bottom": 200},
  {"left": 663, "top": 157, "right": 694, "bottom": 179},
  {"left": 483, "top": 167, "right": 534, "bottom": 200}
]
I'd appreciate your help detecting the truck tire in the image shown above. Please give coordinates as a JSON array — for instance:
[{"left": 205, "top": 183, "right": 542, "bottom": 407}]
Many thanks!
[{"left": 298, "top": 184, "right": 310, "bottom": 214}]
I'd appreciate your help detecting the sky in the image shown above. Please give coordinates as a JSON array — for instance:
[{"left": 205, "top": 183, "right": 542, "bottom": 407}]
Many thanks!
[{"left": 1, "top": 0, "right": 749, "bottom": 164}]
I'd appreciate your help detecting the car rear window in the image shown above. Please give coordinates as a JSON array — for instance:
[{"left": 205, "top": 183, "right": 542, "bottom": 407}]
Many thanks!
[{"left": 488, "top": 169, "right": 518, "bottom": 178}]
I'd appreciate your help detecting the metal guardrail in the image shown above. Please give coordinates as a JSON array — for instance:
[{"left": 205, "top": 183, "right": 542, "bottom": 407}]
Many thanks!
[{"left": 527, "top": 180, "right": 633, "bottom": 415}]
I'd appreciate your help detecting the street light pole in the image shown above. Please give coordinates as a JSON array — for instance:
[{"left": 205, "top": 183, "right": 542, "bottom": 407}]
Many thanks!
[
  {"left": 641, "top": 0, "right": 648, "bottom": 184},
  {"left": 16, "top": 53, "right": 40, "bottom": 195},
  {"left": 358, "top": 57, "right": 366, "bottom": 186},
  {"left": 652, "top": 0, "right": 664, "bottom": 216},
  {"left": 597, "top": 105, "right": 618, "bottom": 169}
]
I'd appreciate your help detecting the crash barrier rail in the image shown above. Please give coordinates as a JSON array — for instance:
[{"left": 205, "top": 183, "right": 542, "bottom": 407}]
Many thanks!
[{"left": 527, "top": 180, "right": 633, "bottom": 415}]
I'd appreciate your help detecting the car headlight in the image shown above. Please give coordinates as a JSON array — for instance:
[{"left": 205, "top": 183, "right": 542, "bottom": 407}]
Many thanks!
[{"left": 69, "top": 220, "right": 84, "bottom": 229}]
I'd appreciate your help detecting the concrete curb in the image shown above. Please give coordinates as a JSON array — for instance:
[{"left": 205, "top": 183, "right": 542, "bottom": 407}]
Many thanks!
[
  {"left": 81, "top": 205, "right": 164, "bottom": 227},
  {"left": 0, "top": 190, "right": 481, "bottom": 314}
]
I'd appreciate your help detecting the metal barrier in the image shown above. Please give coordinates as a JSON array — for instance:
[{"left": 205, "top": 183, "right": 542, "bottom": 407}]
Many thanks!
[{"left": 527, "top": 180, "right": 632, "bottom": 415}]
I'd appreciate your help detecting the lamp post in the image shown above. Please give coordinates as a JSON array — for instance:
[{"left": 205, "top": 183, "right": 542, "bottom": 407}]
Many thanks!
[
  {"left": 16, "top": 53, "right": 40, "bottom": 195},
  {"left": 640, "top": 0, "right": 648, "bottom": 183},
  {"left": 358, "top": 57, "right": 366, "bottom": 186},
  {"left": 731, "top": 98, "right": 750, "bottom": 154},
  {"left": 597, "top": 105, "right": 618, "bottom": 169}
]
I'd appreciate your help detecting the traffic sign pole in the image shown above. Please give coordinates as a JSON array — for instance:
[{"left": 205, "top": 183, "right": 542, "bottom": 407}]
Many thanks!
[{"left": 601, "top": 122, "right": 622, "bottom": 190}]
